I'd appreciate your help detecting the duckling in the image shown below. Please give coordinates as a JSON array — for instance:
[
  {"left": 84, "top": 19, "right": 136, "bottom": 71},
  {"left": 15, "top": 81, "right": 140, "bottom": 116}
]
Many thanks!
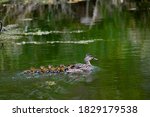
[
  {"left": 47, "top": 65, "right": 52, "bottom": 72},
  {"left": 23, "top": 69, "right": 31, "bottom": 74},
  {"left": 40, "top": 66, "right": 48, "bottom": 73},
  {"left": 49, "top": 66, "right": 56, "bottom": 73},
  {"left": 30, "top": 67, "right": 36, "bottom": 73},
  {"left": 66, "top": 64, "right": 75, "bottom": 70},
  {"left": 54, "top": 66, "right": 61, "bottom": 73},
  {"left": 31, "top": 67, "right": 42, "bottom": 74},
  {"left": 58, "top": 64, "right": 66, "bottom": 72},
  {"left": 23, "top": 67, "right": 37, "bottom": 74}
]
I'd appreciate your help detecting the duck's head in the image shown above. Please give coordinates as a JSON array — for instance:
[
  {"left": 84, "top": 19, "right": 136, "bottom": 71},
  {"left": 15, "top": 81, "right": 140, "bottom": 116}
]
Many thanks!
[{"left": 84, "top": 54, "right": 98, "bottom": 65}]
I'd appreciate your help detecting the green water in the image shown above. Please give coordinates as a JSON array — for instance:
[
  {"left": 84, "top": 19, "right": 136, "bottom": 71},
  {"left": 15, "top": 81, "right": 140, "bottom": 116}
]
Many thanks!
[{"left": 0, "top": 10, "right": 150, "bottom": 100}]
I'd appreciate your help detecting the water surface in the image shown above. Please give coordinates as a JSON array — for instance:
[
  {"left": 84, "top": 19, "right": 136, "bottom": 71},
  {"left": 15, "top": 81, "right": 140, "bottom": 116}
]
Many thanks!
[{"left": 0, "top": 10, "right": 150, "bottom": 100}]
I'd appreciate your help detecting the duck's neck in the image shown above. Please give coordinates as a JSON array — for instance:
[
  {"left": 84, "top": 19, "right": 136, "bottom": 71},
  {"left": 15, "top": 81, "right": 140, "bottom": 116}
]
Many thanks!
[{"left": 85, "top": 60, "right": 91, "bottom": 65}]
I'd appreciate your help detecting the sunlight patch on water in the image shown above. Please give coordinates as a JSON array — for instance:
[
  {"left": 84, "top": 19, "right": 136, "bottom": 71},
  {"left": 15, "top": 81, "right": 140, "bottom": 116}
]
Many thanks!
[{"left": 15, "top": 39, "right": 103, "bottom": 45}]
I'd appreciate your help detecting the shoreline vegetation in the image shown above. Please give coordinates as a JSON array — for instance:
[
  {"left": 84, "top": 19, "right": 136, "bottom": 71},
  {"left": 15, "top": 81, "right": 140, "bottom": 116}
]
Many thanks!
[
  {"left": 0, "top": 0, "right": 150, "bottom": 24},
  {"left": 0, "top": 0, "right": 150, "bottom": 9}
]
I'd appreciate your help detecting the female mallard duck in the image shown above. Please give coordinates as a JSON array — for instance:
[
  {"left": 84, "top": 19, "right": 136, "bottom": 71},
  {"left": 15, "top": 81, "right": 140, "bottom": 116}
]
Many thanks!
[{"left": 66, "top": 54, "right": 98, "bottom": 73}]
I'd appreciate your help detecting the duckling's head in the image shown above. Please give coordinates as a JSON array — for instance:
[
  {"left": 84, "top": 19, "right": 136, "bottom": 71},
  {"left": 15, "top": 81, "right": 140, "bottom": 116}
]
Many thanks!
[
  {"left": 48, "top": 65, "right": 52, "bottom": 69},
  {"left": 40, "top": 66, "right": 45, "bottom": 70},
  {"left": 59, "top": 64, "right": 65, "bottom": 68},
  {"left": 84, "top": 54, "right": 98, "bottom": 65},
  {"left": 30, "top": 67, "right": 36, "bottom": 72}
]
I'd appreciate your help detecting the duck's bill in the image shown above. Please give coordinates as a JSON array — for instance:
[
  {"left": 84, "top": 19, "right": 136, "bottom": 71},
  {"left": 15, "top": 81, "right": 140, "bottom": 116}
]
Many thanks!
[{"left": 93, "top": 57, "right": 98, "bottom": 60}]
